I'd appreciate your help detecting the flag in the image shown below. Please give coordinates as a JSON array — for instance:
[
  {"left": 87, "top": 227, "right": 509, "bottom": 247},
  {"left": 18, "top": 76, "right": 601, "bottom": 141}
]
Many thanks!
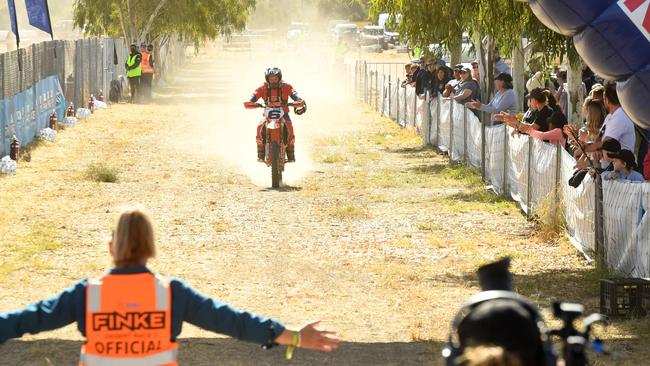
[
  {"left": 113, "top": 42, "right": 118, "bottom": 65},
  {"left": 25, "top": 0, "right": 53, "bottom": 38},
  {"left": 7, "top": 0, "right": 20, "bottom": 48}
]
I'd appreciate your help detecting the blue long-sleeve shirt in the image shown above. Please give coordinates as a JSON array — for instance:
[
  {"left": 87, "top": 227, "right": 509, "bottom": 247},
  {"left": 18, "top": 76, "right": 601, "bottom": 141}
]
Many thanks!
[
  {"left": 0, "top": 266, "right": 285, "bottom": 345},
  {"left": 478, "top": 89, "right": 517, "bottom": 124}
]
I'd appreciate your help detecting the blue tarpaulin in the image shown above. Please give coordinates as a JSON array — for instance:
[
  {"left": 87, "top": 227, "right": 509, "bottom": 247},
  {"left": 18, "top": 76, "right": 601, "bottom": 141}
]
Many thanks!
[{"left": 0, "top": 75, "right": 66, "bottom": 156}]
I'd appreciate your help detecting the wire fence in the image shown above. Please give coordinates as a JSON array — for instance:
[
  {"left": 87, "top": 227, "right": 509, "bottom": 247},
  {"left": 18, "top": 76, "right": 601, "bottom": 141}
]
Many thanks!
[
  {"left": 351, "top": 60, "right": 650, "bottom": 278},
  {"left": 1, "top": 37, "right": 187, "bottom": 157}
]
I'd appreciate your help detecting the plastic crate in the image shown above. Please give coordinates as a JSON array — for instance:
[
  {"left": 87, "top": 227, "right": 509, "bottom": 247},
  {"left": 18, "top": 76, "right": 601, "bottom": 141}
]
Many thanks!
[{"left": 600, "top": 278, "right": 650, "bottom": 319}]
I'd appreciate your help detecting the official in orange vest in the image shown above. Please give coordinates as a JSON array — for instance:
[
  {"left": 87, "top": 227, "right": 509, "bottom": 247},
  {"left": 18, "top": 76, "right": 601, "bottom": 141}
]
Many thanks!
[
  {"left": 0, "top": 208, "right": 339, "bottom": 365},
  {"left": 141, "top": 44, "right": 155, "bottom": 103}
]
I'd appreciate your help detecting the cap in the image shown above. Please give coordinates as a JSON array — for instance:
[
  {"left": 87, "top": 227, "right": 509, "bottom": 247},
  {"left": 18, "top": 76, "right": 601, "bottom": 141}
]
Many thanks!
[
  {"left": 436, "top": 59, "right": 446, "bottom": 66},
  {"left": 609, "top": 149, "right": 637, "bottom": 169},
  {"left": 471, "top": 60, "right": 479, "bottom": 65},
  {"left": 461, "top": 66, "right": 471, "bottom": 73},
  {"left": 600, "top": 139, "right": 621, "bottom": 153},
  {"left": 454, "top": 64, "right": 464, "bottom": 71},
  {"left": 478, "top": 257, "right": 512, "bottom": 291}
]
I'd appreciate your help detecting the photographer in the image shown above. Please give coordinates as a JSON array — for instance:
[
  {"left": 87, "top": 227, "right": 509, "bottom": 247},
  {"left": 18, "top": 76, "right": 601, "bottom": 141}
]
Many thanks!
[{"left": 443, "top": 258, "right": 608, "bottom": 366}]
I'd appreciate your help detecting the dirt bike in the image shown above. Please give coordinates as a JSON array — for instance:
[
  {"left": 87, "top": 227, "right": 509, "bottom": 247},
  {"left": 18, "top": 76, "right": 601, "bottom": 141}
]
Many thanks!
[{"left": 244, "top": 101, "right": 303, "bottom": 188}]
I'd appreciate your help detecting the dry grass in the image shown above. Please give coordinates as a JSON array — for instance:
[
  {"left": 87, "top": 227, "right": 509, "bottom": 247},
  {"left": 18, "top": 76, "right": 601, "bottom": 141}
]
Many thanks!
[
  {"left": 85, "top": 162, "right": 119, "bottom": 183},
  {"left": 0, "top": 49, "right": 648, "bottom": 366}
]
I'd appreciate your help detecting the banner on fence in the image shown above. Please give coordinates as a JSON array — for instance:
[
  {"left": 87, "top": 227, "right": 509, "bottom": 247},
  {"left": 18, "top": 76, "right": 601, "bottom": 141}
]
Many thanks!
[{"left": 1, "top": 75, "right": 66, "bottom": 156}]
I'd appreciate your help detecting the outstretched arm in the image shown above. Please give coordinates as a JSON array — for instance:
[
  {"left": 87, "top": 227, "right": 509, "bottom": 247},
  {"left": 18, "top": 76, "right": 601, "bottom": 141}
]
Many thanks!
[
  {"left": 0, "top": 280, "right": 85, "bottom": 344},
  {"left": 173, "top": 280, "right": 337, "bottom": 351}
]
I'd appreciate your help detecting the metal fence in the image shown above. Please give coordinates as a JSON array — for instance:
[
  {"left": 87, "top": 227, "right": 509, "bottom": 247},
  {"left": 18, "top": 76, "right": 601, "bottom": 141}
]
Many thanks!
[
  {"left": 1, "top": 37, "right": 187, "bottom": 156},
  {"left": 352, "top": 60, "right": 650, "bottom": 277}
]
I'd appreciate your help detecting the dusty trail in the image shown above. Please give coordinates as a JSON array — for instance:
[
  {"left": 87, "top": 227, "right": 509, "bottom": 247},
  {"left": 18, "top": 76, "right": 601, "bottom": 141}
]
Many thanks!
[{"left": 1, "top": 45, "right": 647, "bottom": 365}]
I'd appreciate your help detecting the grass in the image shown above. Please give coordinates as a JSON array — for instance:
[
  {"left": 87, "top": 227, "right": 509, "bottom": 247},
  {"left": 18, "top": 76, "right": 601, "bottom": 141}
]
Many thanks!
[
  {"left": 85, "top": 163, "right": 119, "bottom": 183},
  {"left": 0, "top": 225, "right": 62, "bottom": 279},
  {"left": 211, "top": 220, "right": 228, "bottom": 232},
  {"left": 320, "top": 151, "right": 348, "bottom": 164},
  {"left": 330, "top": 204, "right": 368, "bottom": 219},
  {"left": 417, "top": 222, "right": 443, "bottom": 232}
]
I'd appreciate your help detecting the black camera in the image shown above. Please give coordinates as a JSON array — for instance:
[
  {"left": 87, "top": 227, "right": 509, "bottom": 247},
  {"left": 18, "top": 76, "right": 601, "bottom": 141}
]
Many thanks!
[{"left": 442, "top": 257, "right": 610, "bottom": 366}]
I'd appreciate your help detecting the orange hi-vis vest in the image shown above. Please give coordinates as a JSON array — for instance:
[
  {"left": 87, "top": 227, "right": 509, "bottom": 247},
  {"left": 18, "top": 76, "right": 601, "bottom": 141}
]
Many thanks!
[
  {"left": 80, "top": 273, "right": 178, "bottom": 366},
  {"left": 141, "top": 51, "right": 154, "bottom": 74}
]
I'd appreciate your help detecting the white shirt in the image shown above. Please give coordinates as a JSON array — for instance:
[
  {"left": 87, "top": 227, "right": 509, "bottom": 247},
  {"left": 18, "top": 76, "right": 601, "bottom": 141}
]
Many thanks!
[{"left": 600, "top": 107, "right": 636, "bottom": 151}]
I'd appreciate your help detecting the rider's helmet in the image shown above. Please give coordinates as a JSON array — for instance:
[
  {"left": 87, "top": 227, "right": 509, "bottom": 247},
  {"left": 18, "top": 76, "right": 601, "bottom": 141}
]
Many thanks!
[{"left": 265, "top": 66, "right": 282, "bottom": 87}]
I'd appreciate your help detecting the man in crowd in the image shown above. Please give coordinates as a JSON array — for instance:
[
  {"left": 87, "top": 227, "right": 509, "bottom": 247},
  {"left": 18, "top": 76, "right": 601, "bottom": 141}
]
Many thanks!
[
  {"left": 141, "top": 44, "right": 155, "bottom": 103},
  {"left": 125, "top": 44, "right": 142, "bottom": 103},
  {"left": 584, "top": 82, "right": 636, "bottom": 153},
  {"left": 415, "top": 62, "right": 433, "bottom": 97}
]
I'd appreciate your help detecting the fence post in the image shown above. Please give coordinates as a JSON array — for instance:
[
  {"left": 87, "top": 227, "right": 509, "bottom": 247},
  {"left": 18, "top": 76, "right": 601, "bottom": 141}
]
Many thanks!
[
  {"left": 481, "top": 113, "right": 486, "bottom": 180},
  {"left": 555, "top": 142, "right": 562, "bottom": 222},
  {"left": 413, "top": 88, "right": 417, "bottom": 127},
  {"left": 381, "top": 74, "right": 385, "bottom": 116},
  {"left": 388, "top": 75, "right": 392, "bottom": 118},
  {"left": 375, "top": 68, "right": 379, "bottom": 111},
  {"left": 463, "top": 106, "right": 468, "bottom": 163},
  {"left": 436, "top": 96, "right": 441, "bottom": 147},
  {"left": 526, "top": 136, "right": 533, "bottom": 219},
  {"left": 354, "top": 61, "right": 358, "bottom": 100},
  {"left": 396, "top": 79, "right": 400, "bottom": 124},
  {"left": 403, "top": 85, "right": 407, "bottom": 126},
  {"left": 503, "top": 124, "right": 510, "bottom": 197},
  {"left": 364, "top": 62, "right": 368, "bottom": 104},
  {"left": 449, "top": 100, "right": 454, "bottom": 159},
  {"left": 426, "top": 92, "right": 432, "bottom": 146},
  {"left": 595, "top": 175, "right": 606, "bottom": 266}
]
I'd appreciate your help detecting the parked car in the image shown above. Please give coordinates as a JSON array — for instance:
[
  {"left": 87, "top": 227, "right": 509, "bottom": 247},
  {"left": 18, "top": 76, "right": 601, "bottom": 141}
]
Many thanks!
[
  {"left": 333, "top": 23, "right": 359, "bottom": 45},
  {"left": 327, "top": 19, "right": 348, "bottom": 36},
  {"left": 287, "top": 22, "right": 309, "bottom": 42},
  {"left": 359, "top": 25, "right": 386, "bottom": 49}
]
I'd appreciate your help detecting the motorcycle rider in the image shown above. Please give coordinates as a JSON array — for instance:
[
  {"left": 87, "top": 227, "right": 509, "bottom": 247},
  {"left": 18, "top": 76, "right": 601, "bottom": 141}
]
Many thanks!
[{"left": 248, "top": 67, "right": 306, "bottom": 162}]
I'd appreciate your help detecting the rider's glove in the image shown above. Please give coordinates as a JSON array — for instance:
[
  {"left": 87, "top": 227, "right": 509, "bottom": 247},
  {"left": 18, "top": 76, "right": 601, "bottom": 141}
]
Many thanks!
[{"left": 294, "top": 100, "right": 307, "bottom": 115}]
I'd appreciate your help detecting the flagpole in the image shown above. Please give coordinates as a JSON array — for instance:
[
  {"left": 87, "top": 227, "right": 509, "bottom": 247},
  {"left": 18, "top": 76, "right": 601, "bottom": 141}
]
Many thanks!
[{"left": 43, "top": 0, "right": 56, "bottom": 58}]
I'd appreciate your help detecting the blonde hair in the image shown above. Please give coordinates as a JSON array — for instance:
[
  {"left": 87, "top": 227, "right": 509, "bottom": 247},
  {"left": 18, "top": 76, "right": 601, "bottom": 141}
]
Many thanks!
[
  {"left": 457, "top": 346, "right": 523, "bottom": 366},
  {"left": 584, "top": 99, "right": 607, "bottom": 141},
  {"left": 112, "top": 208, "right": 156, "bottom": 267}
]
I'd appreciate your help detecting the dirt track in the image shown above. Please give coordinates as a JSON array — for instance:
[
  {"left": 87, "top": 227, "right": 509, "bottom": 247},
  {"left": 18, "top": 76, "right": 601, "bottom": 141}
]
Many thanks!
[{"left": 1, "top": 45, "right": 649, "bottom": 365}]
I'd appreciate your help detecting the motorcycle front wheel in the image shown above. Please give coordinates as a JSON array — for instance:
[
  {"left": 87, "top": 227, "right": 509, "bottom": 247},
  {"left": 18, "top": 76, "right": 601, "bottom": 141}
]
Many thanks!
[{"left": 271, "top": 141, "right": 282, "bottom": 188}]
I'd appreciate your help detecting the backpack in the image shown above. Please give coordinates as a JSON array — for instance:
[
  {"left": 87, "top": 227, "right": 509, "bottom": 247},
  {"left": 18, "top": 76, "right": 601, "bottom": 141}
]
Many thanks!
[{"left": 109, "top": 79, "right": 121, "bottom": 103}]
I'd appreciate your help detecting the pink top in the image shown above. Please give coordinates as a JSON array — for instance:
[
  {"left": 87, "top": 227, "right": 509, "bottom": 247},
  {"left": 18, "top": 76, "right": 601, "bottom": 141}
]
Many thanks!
[{"left": 526, "top": 128, "right": 566, "bottom": 146}]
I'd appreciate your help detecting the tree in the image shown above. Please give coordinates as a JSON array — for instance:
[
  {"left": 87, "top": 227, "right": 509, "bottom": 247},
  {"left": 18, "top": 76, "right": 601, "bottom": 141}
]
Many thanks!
[
  {"left": 72, "top": 0, "right": 254, "bottom": 46},
  {"left": 315, "top": 0, "right": 369, "bottom": 21}
]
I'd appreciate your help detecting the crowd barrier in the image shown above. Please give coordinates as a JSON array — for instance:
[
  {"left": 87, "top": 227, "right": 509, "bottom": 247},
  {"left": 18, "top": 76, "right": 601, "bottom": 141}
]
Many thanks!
[{"left": 353, "top": 60, "right": 650, "bottom": 277}]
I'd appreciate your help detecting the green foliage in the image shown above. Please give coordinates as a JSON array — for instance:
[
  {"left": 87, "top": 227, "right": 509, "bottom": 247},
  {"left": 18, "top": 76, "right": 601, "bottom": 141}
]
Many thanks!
[
  {"left": 85, "top": 163, "right": 119, "bottom": 183},
  {"left": 369, "top": 0, "right": 578, "bottom": 68},
  {"left": 73, "top": 0, "right": 254, "bottom": 46}
]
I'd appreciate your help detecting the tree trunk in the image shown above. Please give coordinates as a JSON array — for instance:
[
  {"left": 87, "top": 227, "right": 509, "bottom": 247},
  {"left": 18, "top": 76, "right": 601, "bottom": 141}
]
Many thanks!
[
  {"left": 485, "top": 36, "right": 495, "bottom": 104},
  {"left": 567, "top": 58, "right": 584, "bottom": 125},
  {"left": 473, "top": 31, "right": 487, "bottom": 102},
  {"left": 116, "top": 0, "right": 129, "bottom": 44},
  {"left": 448, "top": 30, "right": 462, "bottom": 67},
  {"left": 139, "top": 0, "right": 169, "bottom": 44},
  {"left": 512, "top": 37, "right": 525, "bottom": 112},
  {"left": 126, "top": 0, "right": 138, "bottom": 45}
]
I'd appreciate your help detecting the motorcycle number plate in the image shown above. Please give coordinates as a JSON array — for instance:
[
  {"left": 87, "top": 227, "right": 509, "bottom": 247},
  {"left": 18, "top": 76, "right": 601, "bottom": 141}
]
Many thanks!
[{"left": 265, "top": 107, "right": 284, "bottom": 120}]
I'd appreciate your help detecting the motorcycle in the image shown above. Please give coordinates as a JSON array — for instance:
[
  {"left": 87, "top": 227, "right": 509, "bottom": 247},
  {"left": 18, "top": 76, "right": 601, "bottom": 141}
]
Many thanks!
[{"left": 244, "top": 101, "right": 303, "bottom": 188}]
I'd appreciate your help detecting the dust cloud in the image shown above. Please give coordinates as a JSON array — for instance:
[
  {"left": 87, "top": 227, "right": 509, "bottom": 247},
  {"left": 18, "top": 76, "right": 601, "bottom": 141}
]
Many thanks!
[{"left": 164, "top": 33, "right": 358, "bottom": 188}]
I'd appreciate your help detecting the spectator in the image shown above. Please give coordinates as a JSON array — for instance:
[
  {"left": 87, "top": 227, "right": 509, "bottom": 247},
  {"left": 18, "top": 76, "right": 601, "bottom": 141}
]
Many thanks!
[
  {"left": 501, "top": 88, "right": 557, "bottom": 132},
  {"left": 141, "top": 43, "right": 155, "bottom": 103},
  {"left": 124, "top": 44, "right": 142, "bottom": 103},
  {"left": 518, "top": 111, "right": 568, "bottom": 146},
  {"left": 602, "top": 149, "right": 645, "bottom": 182},
  {"left": 453, "top": 66, "right": 481, "bottom": 115},
  {"left": 494, "top": 47, "right": 511, "bottom": 75},
  {"left": 582, "top": 65, "right": 597, "bottom": 92},
  {"left": 472, "top": 60, "right": 480, "bottom": 81},
  {"left": 582, "top": 99, "right": 607, "bottom": 143},
  {"left": 589, "top": 83, "right": 605, "bottom": 101},
  {"left": 526, "top": 72, "right": 544, "bottom": 94},
  {"left": 584, "top": 82, "right": 636, "bottom": 152},
  {"left": 415, "top": 62, "right": 433, "bottom": 97},
  {"left": 400, "top": 63, "right": 412, "bottom": 88},
  {"left": 465, "top": 73, "right": 516, "bottom": 125},
  {"left": 555, "top": 70, "right": 568, "bottom": 117},
  {"left": 431, "top": 65, "right": 451, "bottom": 98},
  {"left": 443, "top": 64, "right": 463, "bottom": 97}
]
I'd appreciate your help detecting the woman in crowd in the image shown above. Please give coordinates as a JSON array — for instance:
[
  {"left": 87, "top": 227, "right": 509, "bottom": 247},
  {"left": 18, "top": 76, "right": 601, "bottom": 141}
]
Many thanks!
[
  {"left": 452, "top": 66, "right": 481, "bottom": 116},
  {"left": 431, "top": 65, "right": 452, "bottom": 98},
  {"left": 465, "top": 73, "right": 517, "bottom": 125},
  {"left": 400, "top": 63, "right": 412, "bottom": 88},
  {"left": 0, "top": 208, "right": 339, "bottom": 364},
  {"left": 581, "top": 99, "right": 608, "bottom": 143}
]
